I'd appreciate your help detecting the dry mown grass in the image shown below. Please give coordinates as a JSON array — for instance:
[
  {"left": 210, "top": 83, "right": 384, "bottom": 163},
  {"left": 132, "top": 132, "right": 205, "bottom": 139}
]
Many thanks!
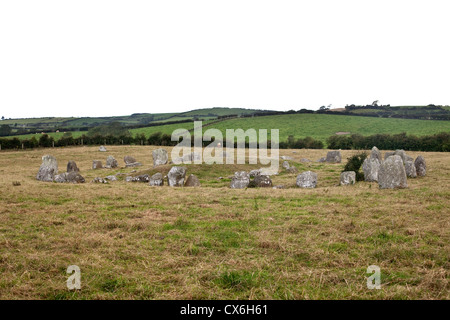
[{"left": 0, "top": 146, "right": 448, "bottom": 299}]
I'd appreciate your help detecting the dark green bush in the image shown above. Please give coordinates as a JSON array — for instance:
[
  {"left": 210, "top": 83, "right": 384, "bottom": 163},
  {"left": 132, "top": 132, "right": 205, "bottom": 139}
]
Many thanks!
[{"left": 343, "top": 152, "right": 367, "bottom": 181}]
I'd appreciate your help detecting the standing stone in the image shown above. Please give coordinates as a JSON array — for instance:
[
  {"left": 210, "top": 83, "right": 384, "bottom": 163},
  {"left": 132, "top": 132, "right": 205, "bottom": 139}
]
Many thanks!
[
  {"left": 99, "top": 145, "right": 107, "bottom": 152},
  {"left": 54, "top": 172, "right": 85, "bottom": 184},
  {"left": 362, "top": 158, "right": 381, "bottom": 182},
  {"left": 296, "top": 171, "right": 318, "bottom": 188},
  {"left": 36, "top": 155, "right": 58, "bottom": 182},
  {"left": 249, "top": 169, "right": 261, "bottom": 178},
  {"left": 124, "top": 156, "right": 142, "bottom": 167},
  {"left": 167, "top": 166, "right": 186, "bottom": 187},
  {"left": 126, "top": 174, "right": 150, "bottom": 183},
  {"left": 248, "top": 175, "right": 272, "bottom": 188},
  {"left": 92, "top": 160, "right": 103, "bottom": 169},
  {"left": 378, "top": 155, "right": 408, "bottom": 189},
  {"left": 384, "top": 151, "right": 395, "bottom": 160},
  {"left": 152, "top": 148, "right": 168, "bottom": 166},
  {"left": 414, "top": 156, "right": 426, "bottom": 177},
  {"left": 282, "top": 161, "right": 290, "bottom": 170},
  {"left": 230, "top": 171, "right": 250, "bottom": 189},
  {"left": 185, "top": 174, "right": 201, "bottom": 187},
  {"left": 67, "top": 160, "right": 79, "bottom": 173},
  {"left": 149, "top": 173, "right": 164, "bottom": 186},
  {"left": 405, "top": 160, "right": 417, "bottom": 178},
  {"left": 326, "top": 151, "right": 342, "bottom": 163},
  {"left": 370, "top": 146, "right": 382, "bottom": 162},
  {"left": 340, "top": 171, "right": 356, "bottom": 186},
  {"left": 106, "top": 156, "right": 118, "bottom": 169}
]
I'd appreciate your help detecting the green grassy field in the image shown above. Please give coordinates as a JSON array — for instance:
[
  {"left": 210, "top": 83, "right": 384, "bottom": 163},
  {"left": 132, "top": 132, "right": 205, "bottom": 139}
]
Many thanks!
[
  {"left": 0, "top": 146, "right": 448, "bottom": 299},
  {"left": 200, "top": 114, "right": 450, "bottom": 143},
  {"left": 7, "top": 113, "right": 450, "bottom": 147}
]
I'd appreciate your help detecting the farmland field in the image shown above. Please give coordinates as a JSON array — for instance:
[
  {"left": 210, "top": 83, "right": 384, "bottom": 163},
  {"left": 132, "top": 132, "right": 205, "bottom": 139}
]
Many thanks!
[
  {"left": 7, "top": 113, "right": 450, "bottom": 146},
  {"left": 0, "top": 146, "right": 448, "bottom": 299}
]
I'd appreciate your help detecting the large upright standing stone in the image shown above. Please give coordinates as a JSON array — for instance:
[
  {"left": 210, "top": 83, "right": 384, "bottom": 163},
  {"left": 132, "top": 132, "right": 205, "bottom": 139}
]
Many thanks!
[
  {"left": 370, "top": 146, "right": 382, "bottom": 162},
  {"left": 167, "top": 166, "right": 186, "bottom": 187},
  {"left": 152, "top": 149, "right": 168, "bottom": 166},
  {"left": 362, "top": 158, "right": 381, "bottom": 182},
  {"left": 36, "top": 155, "right": 58, "bottom": 182},
  {"left": 185, "top": 174, "right": 201, "bottom": 187},
  {"left": 296, "top": 171, "right": 318, "bottom": 188},
  {"left": 378, "top": 155, "right": 408, "bottom": 189},
  {"left": 414, "top": 155, "right": 427, "bottom": 177},
  {"left": 326, "top": 151, "right": 341, "bottom": 163},
  {"left": 230, "top": 171, "right": 250, "bottom": 189}
]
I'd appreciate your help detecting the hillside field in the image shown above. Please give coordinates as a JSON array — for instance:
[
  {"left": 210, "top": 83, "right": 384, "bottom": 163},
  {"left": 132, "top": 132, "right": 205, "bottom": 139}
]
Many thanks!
[
  {"left": 0, "top": 146, "right": 448, "bottom": 299},
  {"left": 7, "top": 114, "right": 450, "bottom": 146}
]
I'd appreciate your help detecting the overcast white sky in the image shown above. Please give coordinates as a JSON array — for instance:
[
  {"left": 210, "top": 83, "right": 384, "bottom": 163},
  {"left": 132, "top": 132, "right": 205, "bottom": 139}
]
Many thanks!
[{"left": 1, "top": 0, "right": 449, "bottom": 118}]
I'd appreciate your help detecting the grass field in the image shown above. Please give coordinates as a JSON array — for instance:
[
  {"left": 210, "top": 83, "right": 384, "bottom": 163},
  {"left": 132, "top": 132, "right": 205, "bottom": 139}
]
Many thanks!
[
  {"left": 0, "top": 146, "right": 448, "bottom": 299},
  {"left": 203, "top": 114, "right": 450, "bottom": 143},
  {"left": 8, "top": 114, "right": 450, "bottom": 146}
]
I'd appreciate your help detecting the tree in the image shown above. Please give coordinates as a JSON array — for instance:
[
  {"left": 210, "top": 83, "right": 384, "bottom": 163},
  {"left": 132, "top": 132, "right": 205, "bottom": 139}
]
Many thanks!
[
  {"left": 372, "top": 100, "right": 379, "bottom": 106},
  {"left": 0, "top": 124, "right": 12, "bottom": 136},
  {"left": 1, "top": 116, "right": 4, "bottom": 120}
]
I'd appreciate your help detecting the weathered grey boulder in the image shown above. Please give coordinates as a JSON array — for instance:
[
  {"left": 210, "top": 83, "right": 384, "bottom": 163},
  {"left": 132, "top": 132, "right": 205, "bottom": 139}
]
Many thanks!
[
  {"left": 362, "top": 158, "right": 381, "bottom": 182},
  {"left": 414, "top": 156, "right": 426, "bottom": 177},
  {"left": 92, "top": 177, "right": 108, "bottom": 184},
  {"left": 167, "top": 166, "right": 186, "bottom": 187},
  {"left": 106, "top": 156, "right": 118, "bottom": 169},
  {"left": 124, "top": 156, "right": 142, "bottom": 167},
  {"left": 54, "top": 172, "right": 85, "bottom": 184},
  {"left": 36, "top": 155, "right": 58, "bottom": 182},
  {"left": 370, "top": 146, "right": 382, "bottom": 162},
  {"left": 384, "top": 151, "right": 395, "bottom": 160},
  {"left": 230, "top": 171, "right": 250, "bottom": 189},
  {"left": 300, "top": 158, "right": 311, "bottom": 163},
  {"left": 405, "top": 160, "right": 417, "bottom": 178},
  {"left": 249, "top": 169, "right": 261, "bottom": 178},
  {"left": 99, "top": 145, "right": 107, "bottom": 152},
  {"left": 282, "top": 161, "right": 290, "bottom": 170},
  {"left": 92, "top": 160, "right": 103, "bottom": 169},
  {"left": 152, "top": 149, "right": 168, "bottom": 166},
  {"left": 340, "top": 171, "right": 356, "bottom": 186},
  {"left": 326, "top": 151, "right": 341, "bottom": 163},
  {"left": 296, "top": 171, "right": 318, "bottom": 188},
  {"left": 281, "top": 156, "right": 294, "bottom": 160},
  {"left": 105, "top": 175, "right": 117, "bottom": 182},
  {"left": 378, "top": 155, "right": 408, "bottom": 189},
  {"left": 149, "top": 173, "right": 164, "bottom": 186},
  {"left": 125, "top": 174, "right": 150, "bottom": 183},
  {"left": 67, "top": 160, "right": 79, "bottom": 173},
  {"left": 185, "top": 174, "right": 201, "bottom": 187},
  {"left": 317, "top": 157, "right": 326, "bottom": 163},
  {"left": 393, "top": 150, "right": 408, "bottom": 163},
  {"left": 248, "top": 175, "right": 272, "bottom": 188}
]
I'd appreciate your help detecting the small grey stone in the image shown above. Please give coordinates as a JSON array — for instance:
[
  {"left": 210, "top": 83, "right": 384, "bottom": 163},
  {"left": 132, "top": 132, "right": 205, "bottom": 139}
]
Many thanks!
[
  {"left": 326, "top": 151, "right": 342, "bottom": 163},
  {"left": 185, "top": 174, "right": 201, "bottom": 187},
  {"left": 106, "top": 156, "right": 118, "bottom": 169},
  {"left": 296, "top": 171, "right": 318, "bottom": 188},
  {"left": 149, "top": 173, "right": 164, "bottom": 186},
  {"left": 248, "top": 175, "right": 272, "bottom": 188},
  {"left": 340, "top": 171, "right": 356, "bottom": 186},
  {"left": 99, "top": 145, "right": 107, "bottom": 152},
  {"left": 230, "top": 171, "right": 250, "bottom": 189},
  {"left": 167, "top": 166, "right": 186, "bottom": 187},
  {"left": 92, "top": 177, "right": 108, "bottom": 184},
  {"left": 282, "top": 161, "right": 290, "bottom": 170},
  {"left": 67, "top": 160, "right": 79, "bottom": 173},
  {"left": 92, "top": 160, "right": 103, "bottom": 169},
  {"left": 152, "top": 149, "right": 168, "bottom": 166}
]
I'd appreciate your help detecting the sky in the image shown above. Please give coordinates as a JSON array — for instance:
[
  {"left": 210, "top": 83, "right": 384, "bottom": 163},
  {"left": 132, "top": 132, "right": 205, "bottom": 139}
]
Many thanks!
[{"left": 1, "top": 0, "right": 449, "bottom": 118}]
